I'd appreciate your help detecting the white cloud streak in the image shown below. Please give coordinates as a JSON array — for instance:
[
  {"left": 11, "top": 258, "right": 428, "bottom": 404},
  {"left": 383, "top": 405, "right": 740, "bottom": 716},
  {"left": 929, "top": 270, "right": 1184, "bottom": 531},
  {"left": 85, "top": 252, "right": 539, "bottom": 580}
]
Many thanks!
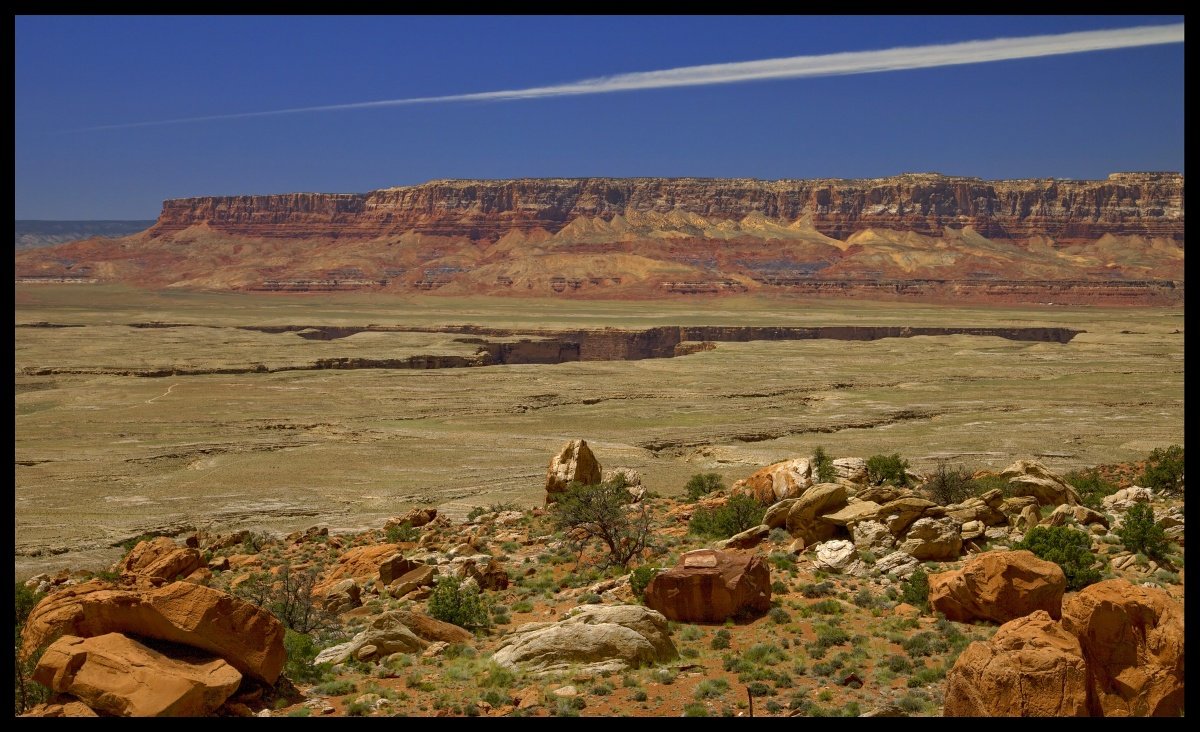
[{"left": 77, "top": 23, "right": 1183, "bottom": 131}]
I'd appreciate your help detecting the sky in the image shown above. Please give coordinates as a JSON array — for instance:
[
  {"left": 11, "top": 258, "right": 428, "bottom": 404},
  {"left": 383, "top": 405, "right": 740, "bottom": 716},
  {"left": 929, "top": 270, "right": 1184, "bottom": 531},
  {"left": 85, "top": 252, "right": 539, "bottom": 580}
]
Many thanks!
[{"left": 14, "top": 15, "right": 1185, "bottom": 220}]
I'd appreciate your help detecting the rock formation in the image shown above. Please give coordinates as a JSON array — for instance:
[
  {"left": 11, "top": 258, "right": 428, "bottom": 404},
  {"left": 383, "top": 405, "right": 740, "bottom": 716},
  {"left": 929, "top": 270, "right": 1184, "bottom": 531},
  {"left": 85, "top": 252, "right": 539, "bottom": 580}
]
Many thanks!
[
  {"left": 929, "top": 550, "right": 1066, "bottom": 624},
  {"left": 643, "top": 549, "right": 771, "bottom": 622},
  {"left": 544, "top": 439, "right": 602, "bottom": 501}
]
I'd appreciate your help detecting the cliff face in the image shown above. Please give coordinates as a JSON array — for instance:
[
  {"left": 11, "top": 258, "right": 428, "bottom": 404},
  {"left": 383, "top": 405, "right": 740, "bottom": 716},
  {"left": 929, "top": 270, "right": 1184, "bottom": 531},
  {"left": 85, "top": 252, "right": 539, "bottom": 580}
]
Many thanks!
[
  {"left": 151, "top": 173, "right": 1184, "bottom": 242},
  {"left": 16, "top": 173, "right": 1184, "bottom": 304}
]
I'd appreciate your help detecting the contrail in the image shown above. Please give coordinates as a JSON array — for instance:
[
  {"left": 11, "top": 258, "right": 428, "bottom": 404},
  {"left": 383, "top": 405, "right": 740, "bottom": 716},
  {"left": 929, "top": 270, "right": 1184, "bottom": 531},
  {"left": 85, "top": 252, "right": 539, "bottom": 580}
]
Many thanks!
[{"left": 75, "top": 23, "right": 1183, "bottom": 132}]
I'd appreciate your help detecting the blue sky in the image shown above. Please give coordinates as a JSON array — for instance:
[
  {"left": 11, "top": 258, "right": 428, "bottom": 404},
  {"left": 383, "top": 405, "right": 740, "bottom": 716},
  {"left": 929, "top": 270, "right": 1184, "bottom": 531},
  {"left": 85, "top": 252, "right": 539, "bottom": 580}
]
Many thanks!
[{"left": 15, "top": 15, "right": 1184, "bottom": 219}]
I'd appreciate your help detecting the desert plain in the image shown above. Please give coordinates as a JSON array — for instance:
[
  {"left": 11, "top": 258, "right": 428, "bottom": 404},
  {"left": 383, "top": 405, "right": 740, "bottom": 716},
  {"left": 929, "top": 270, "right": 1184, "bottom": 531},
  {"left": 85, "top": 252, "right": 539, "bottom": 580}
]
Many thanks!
[{"left": 14, "top": 283, "right": 1184, "bottom": 579}]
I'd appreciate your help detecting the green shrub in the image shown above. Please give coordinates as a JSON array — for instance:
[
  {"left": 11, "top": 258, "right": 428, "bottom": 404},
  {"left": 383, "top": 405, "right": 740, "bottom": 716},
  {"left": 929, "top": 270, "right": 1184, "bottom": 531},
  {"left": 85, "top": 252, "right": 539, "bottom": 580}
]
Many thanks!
[
  {"left": 683, "top": 702, "right": 710, "bottom": 716},
  {"left": 899, "top": 568, "right": 930, "bottom": 609},
  {"left": 629, "top": 565, "right": 660, "bottom": 600},
  {"left": 1015, "top": 525, "right": 1103, "bottom": 590},
  {"left": 866, "top": 453, "right": 910, "bottom": 486},
  {"left": 232, "top": 562, "right": 334, "bottom": 633},
  {"left": 768, "top": 606, "right": 791, "bottom": 624},
  {"left": 1064, "top": 469, "right": 1118, "bottom": 509},
  {"left": 385, "top": 521, "right": 418, "bottom": 543},
  {"left": 688, "top": 494, "right": 766, "bottom": 539},
  {"left": 1115, "top": 503, "right": 1170, "bottom": 560},
  {"left": 314, "top": 679, "right": 358, "bottom": 696},
  {"left": 1140, "top": 445, "right": 1184, "bottom": 495},
  {"left": 924, "top": 461, "right": 976, "bottom": 505},
  {"left": 551, "top": 479, "right": 652, "bottom": 569},
  {"left": 810, "top": 599, "right": 842, "bottom": 615},
  {"left": 811, "top": 446, "right": 837, "bottom": 484},
  {"left": 710, "top": 629, "right": 731, "bottom": 650},
  {"left": 799, "top": 581, "right": 836, "bottom": 598},
  {"left": 283, "top": 629, "right": 333, "bottom": 683},
  {"left": 685, "top": 473, "right": 725, "bottom": 501},
  {"left": 427, "top": 576, "right": 490, "bottom": 630},
  {"left": 694, "top": 678, "right": 730, "bottom": 699}
]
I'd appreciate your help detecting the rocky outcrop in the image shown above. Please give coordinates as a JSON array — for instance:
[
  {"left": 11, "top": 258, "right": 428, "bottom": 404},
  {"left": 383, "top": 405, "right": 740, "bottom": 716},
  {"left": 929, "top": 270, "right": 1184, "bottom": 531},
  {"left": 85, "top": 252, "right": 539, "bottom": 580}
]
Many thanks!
[
  {"left": 312, "top": 543, "right": 401, "bottom": 595},
  {"left": 545, "top": 439, "right": 602, "bottom": 501},
  {"left": 929, "top": 551, "right": 1066, "bottom": 624},
  {"left": 716, "top": 524, "right": 770, "bottom": 550},
  {"left": 898, "top": 517, "right": 962, "bottom": 561},
  {"left": 385, "top": 507, "right": 437, "bottom": 530},
  {"left": 999, "top": 460, "right": 1082, "bottom": 506},
  {"left": 20, "top": 580, "right": 286, "bottom": 684},
  {"left": 1061, "top": 579, "right": 1185, "bottom": 717},
  {"left": 813, "top": 540, "right": 859, "bottom": 574},
  {"left": 732, "top": 458, "right": 813, "bottom": 504},
  {"left": 118, "top": 537, "right": 203, "bottom": 586},
  {"left": 34, "top": 633, "right": 242, "bottom": 717},
  {"left": 643, "top": 550, "right": 771, "bottom": 623},
  {"left": 943, "top": 611, "right": 1089, "bottom": 717},
  {"left": 784, "top": 482, "right": 848, "bottom": 544},
  {"left": 492, "top": 604, "right": 675, "bottom": 674}
]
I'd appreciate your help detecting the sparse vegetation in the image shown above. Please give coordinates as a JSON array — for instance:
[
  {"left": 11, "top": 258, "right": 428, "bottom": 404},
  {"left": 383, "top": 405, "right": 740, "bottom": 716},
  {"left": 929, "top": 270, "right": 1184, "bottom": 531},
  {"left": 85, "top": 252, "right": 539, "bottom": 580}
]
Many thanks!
[
  {"left": 924, "top": 461, "right": 976, "bottom": 505},
  {"left": 1015, "top": 525, "right": 1103, "bottom": 590},
  {"left": 866, "top": 453, "right": 910, "bottom": 486},
  {"left": 1115, "top": 503, "right": 1170, "bottom": 561},
  {"left": 629, "top": 565, "right": 660, "bottom": 600},
  {"left": 427, "top": 576, "right": 491, "bottom": 630},
  {"left": 900, "top": 568, "right": 930, "bottom": 610},
  {"left": 551, "top": 478, "right": 652, "bottom": 569},
  {"left": 233, "top": 561, "right": 334, "bottom": 633},
  {"left": 1140, "top": 445, "right": 1184, "bottom": 495},
  {"left": 685, "top": 472, "right": 724, "bottom": 501},
  {"left": 811, "top": 446, "right": 837, "bottom": 484},
  {"left": 385, "top": 521, "right": 419, "bottom": 543},
  {"left": 688, "top": 493, "right": 765, "bottom": 539},
  {"left": 1064, "top": 468, "right": 1118, "bottom": 509}
]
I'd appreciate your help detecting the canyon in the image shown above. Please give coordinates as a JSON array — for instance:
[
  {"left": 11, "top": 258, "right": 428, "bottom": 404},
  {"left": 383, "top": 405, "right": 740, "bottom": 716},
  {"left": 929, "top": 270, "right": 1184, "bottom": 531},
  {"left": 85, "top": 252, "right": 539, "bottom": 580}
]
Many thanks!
[{"left": 14, "top": 173, "right": 1184, "bottom": 304}]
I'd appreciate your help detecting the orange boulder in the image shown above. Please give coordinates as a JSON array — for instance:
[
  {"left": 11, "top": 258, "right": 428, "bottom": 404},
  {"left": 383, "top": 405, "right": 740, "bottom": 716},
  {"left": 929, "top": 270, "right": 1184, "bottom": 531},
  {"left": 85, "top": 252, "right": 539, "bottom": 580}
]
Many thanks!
[
  {"left": 929, "top": 550, "right": 1066, "bottom": 624},
  {"left": 644, "top": 549, "right": 771, "bottom": 623}
]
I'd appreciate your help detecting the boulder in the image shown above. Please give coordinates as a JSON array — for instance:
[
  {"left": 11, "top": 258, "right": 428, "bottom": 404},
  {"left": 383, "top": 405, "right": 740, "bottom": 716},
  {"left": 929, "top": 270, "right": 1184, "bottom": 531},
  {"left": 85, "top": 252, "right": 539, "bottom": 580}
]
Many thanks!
[
  {"left": 385, "top": 507, "right": 437, "bottom": 530},
  {"left": 492, "top": 604, "right": 675, "bottom": 674},
  {"left": 1071, "top": 505, "right": 1110, "bottom": 528},
  {"left": 379, "top": 554, "right": 423, "bottom": 586},
  {"left": 732, "top": 458, "right": 813, "bottom": 504},
  {"left": 832, "top": 457, "right": 868, "bottom": 485},
  {"left": 1101, "top": 486, "right": 1152, "bottom": 512},
  {"left": 899, "top": 517, "right": 962, "bottom": 561},
  {"left": 944, "top": 497, "right": 1007, "bottom": 527},
  {"left": 762, "top": 499, "right": 798, "bottom": 530},
  {"left": 999, "top": 460, "right": 1081, "bottom": 506},
  {"left": 602, "top": 468, "right": 643, "bottom": 490},
  {"left": 929, "top": 550, "right": 1066, "bottom": 624},
  {"left": 943, "top": 611, "right": 1089, "bottom": 717},
  {"left": 322, "top": 578, "right": 361, "bottom": 616},
  {"left": 34, "top": 633, "right": 242, "bottom": 717},
  {"left": 879, "top": 497, "right": 938, "bottom": 536},
  {"left": 312, "top": 543, "right": 401, "bottom": 596},
  {"left": 960, "top": 520, "right": 985, "bottom": 541},
  {"left": 374, "top": 609, "right": 473, "bottom": 645},
  {"left": 461, "top": 557, "right": 510, "bottom": 591},
  {"left": 119, "top": 537, "right": 203, "bottom": 586},
  {"left": 315, "top": 625, "right": 426, "bottom": 665},
  {"left": 820, "top": 500, "right": 882, "bottom": 528},
  {"left": 387, "top": 564, "right": 438, "bottom": 598},
  {"left": 856, "top": 485, "right": 906, "bottom": 505},
  {"left": 1061, "top": 579, "right": 1184, "bottom": 717},
  {"left": 851, "top": 520, "right": 896, "bottom": 554},
  {"left": 20, "top": 699, "right": 100, "bottom": 717},
  {"left": 1014, "top": 504, "right": 1041, "bottom": 534},
  {"left": 716, "top": 524, "right": 769, "bottom": 550},
  {"left": 545, "top": 439, "right": 602, "bottom": 501},
  {"left": 784, "top": 482, "right": 847, "bottom": 544},
  {"left": 1154, "top": 506, "right": 1183, "bottom": 530},
  {"left": 875, "top": 551, "right": 919, "bottom": 579},
  {"left": 812, "top": 540, "right": 858, "bottom": 573},
  {"left": 20, "top": 580, "right": 285, "bottom": 684},
  {"left": 643, "top": 550, "right": 771, "bottom": 623}
]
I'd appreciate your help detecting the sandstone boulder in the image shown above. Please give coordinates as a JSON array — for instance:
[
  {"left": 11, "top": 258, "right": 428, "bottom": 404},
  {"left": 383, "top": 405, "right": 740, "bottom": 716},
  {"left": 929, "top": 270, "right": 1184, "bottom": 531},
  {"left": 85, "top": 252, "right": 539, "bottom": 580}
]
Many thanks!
[
  {"left": 312, "top": 543, "right": 401, "bottom": 595},
  {"left": 929, "top": 550, "right": 1066, "bottom": 624},
  {"left": 1014, "top": 504, "right": 1041, "bottom": 534},
  {"left": 385, "top": 507, "right": 437, "bottom": 530},
  {"left": 375, "top": 608, "right": 474, "bottom": 645},
  {"left": 1061, "top": 579, "right": 1184, "bottom": 717},
  {"left": 851, "top": 520, "right": 896, "bottom": 554},
  {"left": 999, "top": 460, "right": 1081, "bottom": 506},
  {"left": 462, "top": 557, "right": 510, "bottom": 591},
  {"left": 899, "top": 517, "right": 962, "bottom": 561},
  {"left": 20, "top": 699, "right": 99, "bottom": 717},
  {"left": 545, "top": 439, "right": 602, "bottom": 501},
  {"left": 20, "top": 580, "right": 285, "bottom": 684},
  {"left": 943, "top": 611, "right": 1089, "bottom": 717},
  {"left": 379, "top": 554, "right": 423, "bottom": 586},
  {"left": 492, "top": 604, "right": 675, "bottom": 674},
  {"left": 119, "top": 537, "right": 203, "bottom": 586},
  {"left": 762, "top": 499, "right": 798, "bottom": 530},
  {"left": 644, "top": 550, "right": 771, "bottom": 623},
  {"left": 315, "top": 624, "right": 427, "bottom": 665},
  {"left": 34, "top": 633, "right": 242, "bottom": 717},
  {"left": 732, "top": 458, "right": 813, "bottom": 504},
  {"left": 875, "top": 551, "right": 920, "bottom": 579},
  {"left": 784, "top": 482, "right": 847, "bottom": 544},
  {"left": 812, "top": 540, "right": 858, "bottom": 573},
  {"left": 879, "top": 497, "right": 938, "bottom": 536},
  {"left": 856, "top": 485, "right": 906, "bottom": 505},
  {"left": 1101, "top": 486, "right": 1152, "bottom": 512},
  {"left": 832, "top": 457, "right": 868, "bottom": 485},
  {"left": 322, "top": 578, "right": 361, "bottom": 616},
  {"left": 820, "top": 500, "right": 882, "bottom": 528},
  {"left": 1071, "top": 505, "right": 1110, "bottom": 528},
  {"left": 716, "top": 524, "right": 769, "bottom": 550}
]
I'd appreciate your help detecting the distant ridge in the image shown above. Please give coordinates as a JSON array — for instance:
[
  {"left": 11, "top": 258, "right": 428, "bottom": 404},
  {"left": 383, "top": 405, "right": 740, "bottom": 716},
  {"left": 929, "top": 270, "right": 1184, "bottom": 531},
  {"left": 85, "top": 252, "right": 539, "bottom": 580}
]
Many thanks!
[{"left": 15, "top": 220, "right": 155, "bottom": 250}]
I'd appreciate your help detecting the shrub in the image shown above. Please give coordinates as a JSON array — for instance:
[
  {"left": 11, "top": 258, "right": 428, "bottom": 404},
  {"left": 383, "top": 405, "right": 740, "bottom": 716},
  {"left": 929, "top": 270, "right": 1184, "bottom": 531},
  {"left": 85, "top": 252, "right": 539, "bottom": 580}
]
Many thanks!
[
  {"left": 14, "top": 584, "right": 51, "bottom": 715},
  {"left": 811, "top": 446, "right": 837, "bottom": 484},
  {"left": 689, "top": 494, "right": 766, "bottom": 539},
  {"left": 810, "top": 599, "right": 842, "bottom": 615},
  {"left": 694, "top": 678, "right": 730, "bottom": 699},
  {"left": 799, "top": 581, "right": 836, "bottom": 598},
  {"left": 1140, "top": 445, "right": 1184, "bottom": 495},
  {"left": 710, "top": 629, "right": 731, "bottom": 650},
  {"left": 629, "top": 565, "right": 660, "bottom": 600},
  {"left": 683, "top": 702, "right": 710, "bottom": 716},
  {"left": 314, "top": 679, "right": 358, "bottom": 696},
  {"left": 1064, "top": 469, "right": 1118, "bottom": 509},
  {"left": 427, "top": 576, "right": 490, "bottom": 630},
  {"left": 866, "top": 453, "right": 910, "bottom": 486},
  {"left": 900, "top": 568, "right": 930, "bottom": 609},
  {"left": 685, "top": 472, "right": 725, "bottom": 501},
  {"left": 233, "top": 562, "right": 334, "bottom": 633},
  {"left": 1014, "top": 525, "right": 1103, "bottom": 590},
  {"left": 283, "top": 629, "right": 333, "bottom": 683},
  {"left": 745, "top": 643, "right": 787, "bottom": 665},
  {"left": 924, "top": 461, "right": 976, "bottom": 505},
  {"left": 551, "top": 479, "right": 652, "bottom": 569},
  {"left": 385, "top": 521, "right": 418, "bottom": 543},
  {"left": 1115, "top": 503, "right": 1170, "bottom": 560},
  {"left": 768, "top": 606, "right": 791, "bottom": 624}
]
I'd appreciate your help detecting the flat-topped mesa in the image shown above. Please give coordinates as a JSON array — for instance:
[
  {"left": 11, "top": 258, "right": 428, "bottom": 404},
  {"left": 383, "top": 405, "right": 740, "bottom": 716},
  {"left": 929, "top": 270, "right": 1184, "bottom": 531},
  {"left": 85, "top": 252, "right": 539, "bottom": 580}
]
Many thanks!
[{"left": 150, "top": 173, "right": 1185, "bottom": 241}]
